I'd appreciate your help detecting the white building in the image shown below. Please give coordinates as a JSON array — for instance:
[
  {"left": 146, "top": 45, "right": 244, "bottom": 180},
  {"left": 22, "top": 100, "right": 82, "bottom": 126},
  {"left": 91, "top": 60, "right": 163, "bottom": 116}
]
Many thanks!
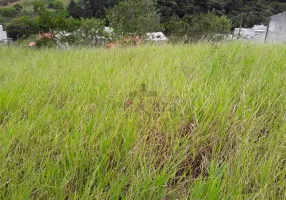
[
  {"left": 233, "top": 25, "right": 267, "bottom": 40},
  {"left": 265, "top": 12, "right": 286, "bottom": 44},
  {"left": 253, "top": 25, "right": 267, "bottom": 35},
  {"left": 0, "top": 25, "right": 8, "bottom": 42}
]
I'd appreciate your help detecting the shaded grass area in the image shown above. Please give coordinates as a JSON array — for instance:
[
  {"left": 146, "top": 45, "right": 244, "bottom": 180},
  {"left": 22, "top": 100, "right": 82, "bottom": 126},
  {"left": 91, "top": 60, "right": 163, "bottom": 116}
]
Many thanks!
[{"left": 0, "top": 43, "right": 286, "bottom": 199}]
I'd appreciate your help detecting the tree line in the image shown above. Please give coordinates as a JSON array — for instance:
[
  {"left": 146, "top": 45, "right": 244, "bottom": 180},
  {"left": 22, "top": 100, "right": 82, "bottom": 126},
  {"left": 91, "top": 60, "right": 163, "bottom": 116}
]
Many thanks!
[
  {"left": 2, "top": 0, "right": 286, "bottom": 45},
  {"left": 68, "top": 0, "right": 286, "bottom": 32}
]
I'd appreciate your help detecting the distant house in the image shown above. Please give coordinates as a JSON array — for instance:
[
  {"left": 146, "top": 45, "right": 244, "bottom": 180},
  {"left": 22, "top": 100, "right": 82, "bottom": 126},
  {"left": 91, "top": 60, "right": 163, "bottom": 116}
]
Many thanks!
[
  {"left": 265, "top": 12, "right": 286, "bottom": 44},
  {"left": 233, "top": 25, "right": 267, "bottom": 40}
]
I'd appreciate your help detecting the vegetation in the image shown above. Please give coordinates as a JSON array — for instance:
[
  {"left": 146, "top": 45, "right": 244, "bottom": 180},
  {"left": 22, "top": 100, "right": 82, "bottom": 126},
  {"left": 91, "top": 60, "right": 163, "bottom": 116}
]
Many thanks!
[
  {"left": 73, "top": 18, "right": 107, "bottom": 46},
  {"left": 107, "top": 0, "right": 161, "bottom": 36},
  {"left": 2, "top": 0, "right": 286, "bottom": 43},
  {"left": 47, "top": 0, "right": 64, "bottom": 10},
  {"left": 0, "top": 0, "right": 69, "bottom": 7},
  {"left": 5, "top": 1, "right": 80, "bottom": 41},
  {"left": 67, "top": 0, "right": 118, "bottom": 19},
  {"left": 6, "top": 16, "right": 38, "bottom": 40},
  {"left": 190, "top": 12, "right": 231, "bottom": 39},
  {"left": 0, "top": 43, "right": 286, "bottom": 199},
  {"left": 67, "top": 0, "right": 286, "bottom": 34},
  {"left": 0, "top": 7, "right": 17, "bottom": 17}
]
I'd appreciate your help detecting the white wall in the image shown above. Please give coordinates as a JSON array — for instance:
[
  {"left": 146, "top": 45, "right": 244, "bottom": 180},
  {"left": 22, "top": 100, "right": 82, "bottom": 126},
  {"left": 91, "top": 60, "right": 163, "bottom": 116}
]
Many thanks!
[
  {"left": 266, "top": 12, "right": 286, "bottom": 44},
  {"left": 0, "top": 25, "right": 8, "bottom": 41},
  {"left": 2, "top": 31, "right": 7, "bottom": 40},
  {"left": 0, "top": 25, "right": 3, "bottom": 40}
]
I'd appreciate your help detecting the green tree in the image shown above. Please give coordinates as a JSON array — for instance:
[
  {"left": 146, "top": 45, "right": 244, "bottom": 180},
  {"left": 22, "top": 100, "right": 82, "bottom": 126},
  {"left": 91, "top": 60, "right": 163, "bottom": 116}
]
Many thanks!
[
  {"left": 32, "top": 0, "right": 46, "bottom": 13},
  {"left": 74, "top": 18, "right": 108, "bottom": 46},
  {"left": 67, "top": 0, "right": 93, "bottom": 18},
  {"left": 107, "top": 0, "right": 161, "bottom": 35},
  {"left": 47, "top": 0, "right": 64, "bottom": 10},
  {"left": 191, "top": 12, "right": 231, "bottom": 38},
  {"left": 88, "top": 0, "right": 119, "bottom": 18},
  {"left": 34, "top": 3, "right": 79, "bottom": 34},
  {"left": 6, "top": 17, "right": 38, "bottom": 40},
  {"left": 13, "top": 4, "right": 23, "bottom": 11},
  {"left": 0, "top": 7, "right": 17, "bottom": 17},
  {"left": 67, "top": 0, "right": 119, "bottom": 18},
  {"left": 163, "top": 15, "right": 190, "bottom": 36}
]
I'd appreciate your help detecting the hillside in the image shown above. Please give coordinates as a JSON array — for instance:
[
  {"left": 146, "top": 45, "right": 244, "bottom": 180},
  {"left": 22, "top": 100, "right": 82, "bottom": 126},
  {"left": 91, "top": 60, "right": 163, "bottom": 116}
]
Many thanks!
[
  {"left": 0, "top": 43, "right": 286, "bottom": 199},
  {"left": 0, "top": 0, "right": 21, "bottom": 7},
  {"left": 0, "top": 0, "right": 70, "bottom": 7}
]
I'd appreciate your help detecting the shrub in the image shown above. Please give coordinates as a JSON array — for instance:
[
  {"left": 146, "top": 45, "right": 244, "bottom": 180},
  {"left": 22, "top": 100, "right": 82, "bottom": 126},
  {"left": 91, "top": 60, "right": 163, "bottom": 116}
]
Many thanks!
[
  {"left": 35, "top": 37, "right": 56, "bottom": 48},
  {"left": 190, "top": 12, "right": 231, "bottom": 39},
  {"left": 6, "top": 16, "right": 38, "bottom": 40},
  {"left": 47, "top": 0, "right": 64, "bottom": 10},
  {"left": 163, "top": 15, "right": 190, "bottom": 37},
  {"left": 73, "top": 19, "right": 108, "bottom": 46},
  {"left": 13, "top": 4, "right": 22, "bottom": 11},
  {"left": 0, "top": 7, "right": 17, "bottom": 17},
  {"left": 107, "top": 0, "right": 161, "bottom": 36}
]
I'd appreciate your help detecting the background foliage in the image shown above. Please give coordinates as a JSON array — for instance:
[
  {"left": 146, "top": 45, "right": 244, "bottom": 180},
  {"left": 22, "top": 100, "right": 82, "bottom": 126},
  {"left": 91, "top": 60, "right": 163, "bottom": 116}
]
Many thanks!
[{"left": 1, "top": 0, "right": 286, "bottom": 43}]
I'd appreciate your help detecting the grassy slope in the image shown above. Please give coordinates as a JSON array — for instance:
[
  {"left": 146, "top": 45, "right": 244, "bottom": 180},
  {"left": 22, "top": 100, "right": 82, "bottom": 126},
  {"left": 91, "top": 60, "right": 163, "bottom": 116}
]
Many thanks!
[
  {"left": 0, "top": 43, "right": 286, "bottom": 199},
  {"left": 23, "top": 0, "right": 70, "bottom": 5},
  {"left": 1, "top": 0, "right": 70, "bottom": 8}
]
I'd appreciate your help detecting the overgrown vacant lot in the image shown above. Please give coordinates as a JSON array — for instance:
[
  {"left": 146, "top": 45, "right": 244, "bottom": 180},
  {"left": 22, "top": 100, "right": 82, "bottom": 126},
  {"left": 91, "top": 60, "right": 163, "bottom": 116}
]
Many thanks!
[{"left": 0, "top": 44, "right": 286, "bottom": 199}]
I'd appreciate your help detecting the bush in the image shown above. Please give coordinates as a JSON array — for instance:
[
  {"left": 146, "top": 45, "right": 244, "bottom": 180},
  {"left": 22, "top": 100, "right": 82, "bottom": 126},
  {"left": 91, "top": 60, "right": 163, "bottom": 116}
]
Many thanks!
[
  {"left": 47, "top": 0, "right": 64, "bottom": 10},
  {"left": 0, "top": 7, "right": 17, "bottom": 17},
  {"left": 13, "top": 4, "right": 22, "bottom": 11},
  {"left": 73, "top": 19, "right": 108, "bottom": 46},
  {"left": 6, "top": 17, "right": 38, "bottom": 40},
  {"left": 190, "top": 12, "right": 231, "bottom": 39},
  {"left": 35, "top": 37, "right": 56, "bottom": 48},
  {"left": 107, "top": 0, "right": 161, "bottom": 36},
  {"left": 163, "top": 15, "right": 190, "bottom": 37}
]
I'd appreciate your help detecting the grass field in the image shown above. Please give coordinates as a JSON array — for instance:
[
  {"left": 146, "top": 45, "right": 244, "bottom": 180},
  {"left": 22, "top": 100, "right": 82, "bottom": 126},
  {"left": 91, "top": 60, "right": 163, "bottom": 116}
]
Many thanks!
[{"left": 0, "top": 43, "right": 286, "bottom": 199}]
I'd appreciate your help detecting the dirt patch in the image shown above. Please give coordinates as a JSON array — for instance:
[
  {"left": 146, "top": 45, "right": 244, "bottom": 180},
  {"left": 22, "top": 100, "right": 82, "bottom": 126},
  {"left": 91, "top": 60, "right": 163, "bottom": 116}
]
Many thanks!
[{"left": 130, "top": 121, "right": 214, "bottom": 181}]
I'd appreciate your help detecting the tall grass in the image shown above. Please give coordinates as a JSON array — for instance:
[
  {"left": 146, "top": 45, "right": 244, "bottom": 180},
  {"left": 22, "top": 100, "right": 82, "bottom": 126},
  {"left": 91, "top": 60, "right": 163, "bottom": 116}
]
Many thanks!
[{"left": 0, "top": 43, "right": 286, "bottom": 199}]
